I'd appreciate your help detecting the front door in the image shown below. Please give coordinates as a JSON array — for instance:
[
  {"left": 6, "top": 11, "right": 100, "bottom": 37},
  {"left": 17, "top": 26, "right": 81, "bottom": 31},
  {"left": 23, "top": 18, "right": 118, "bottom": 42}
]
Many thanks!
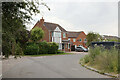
[{"left": 71, "top": 45, "right": 75, "bottom": 51}]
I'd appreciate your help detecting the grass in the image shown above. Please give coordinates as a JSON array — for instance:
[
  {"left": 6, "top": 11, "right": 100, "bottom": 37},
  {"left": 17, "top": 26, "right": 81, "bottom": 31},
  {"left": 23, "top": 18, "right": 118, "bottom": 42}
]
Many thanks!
[
  {"left": 80, "top": 46, "right": 119, "bottom": 75},
  {"left": 23, "top": 52, "right": 73, "bottom": 57}
]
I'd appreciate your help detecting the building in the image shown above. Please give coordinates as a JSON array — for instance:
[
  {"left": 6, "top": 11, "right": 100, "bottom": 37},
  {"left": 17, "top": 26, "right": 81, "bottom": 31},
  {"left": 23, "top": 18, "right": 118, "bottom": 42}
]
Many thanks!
[
  {"left": 102, "top": 35, "right": 119, "bottom": 41},
  {"left": 32, "top": 17, "right": 87, "bottom": 52},
  {"left": 68, "top": 31, "right": 87, "bottom": 51},
  {"left": 32, "top": 17, "right": 71, "bottom": 52}
]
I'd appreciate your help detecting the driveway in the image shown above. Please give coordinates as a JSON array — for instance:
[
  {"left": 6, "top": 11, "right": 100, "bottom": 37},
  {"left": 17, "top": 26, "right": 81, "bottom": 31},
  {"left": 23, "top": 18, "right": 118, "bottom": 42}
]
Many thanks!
[{"left": 2, "top": 53, "right": 109, "bottom": 78}]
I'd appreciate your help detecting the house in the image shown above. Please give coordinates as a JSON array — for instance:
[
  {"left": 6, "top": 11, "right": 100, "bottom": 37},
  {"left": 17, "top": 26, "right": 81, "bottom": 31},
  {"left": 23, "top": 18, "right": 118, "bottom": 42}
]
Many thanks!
[
  {"left": 32, "top": 17, "right": 87, "bottom": 52},
  {"left": 68, "top": 31, "right": 87, "bottom": 51},
  {"left": 102, "top": 35, "right": 119, "bottom": 41},
  {"left": 32, "top": 17, "right": 71, "bottom": 52}
]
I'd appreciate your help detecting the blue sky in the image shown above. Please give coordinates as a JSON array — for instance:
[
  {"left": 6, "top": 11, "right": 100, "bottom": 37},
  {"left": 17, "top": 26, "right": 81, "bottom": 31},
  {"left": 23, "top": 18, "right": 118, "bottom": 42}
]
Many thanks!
[{"left": 26, "top": 0, "right": 118, "bottom": 36}]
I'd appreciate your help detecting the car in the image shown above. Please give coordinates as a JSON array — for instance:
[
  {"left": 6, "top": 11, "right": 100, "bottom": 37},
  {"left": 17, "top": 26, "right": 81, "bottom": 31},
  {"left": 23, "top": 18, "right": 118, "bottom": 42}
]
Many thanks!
[{"left": 75, "top": 46, "right": 88, "bottom": 52}]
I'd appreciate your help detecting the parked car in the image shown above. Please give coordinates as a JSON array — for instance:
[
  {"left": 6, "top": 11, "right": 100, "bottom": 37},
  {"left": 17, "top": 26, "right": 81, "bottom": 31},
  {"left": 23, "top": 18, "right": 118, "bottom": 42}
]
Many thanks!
[{"left": 75, "top": 46, "right": 88, "bottom": 52}]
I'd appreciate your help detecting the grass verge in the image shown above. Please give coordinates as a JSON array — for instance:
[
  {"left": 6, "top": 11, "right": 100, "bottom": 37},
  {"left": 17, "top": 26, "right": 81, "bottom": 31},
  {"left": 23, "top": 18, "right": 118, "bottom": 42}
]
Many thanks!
[
  {"left": 23, "top": 53, "right": 73, "bottom": 57},
  {"left": 80, "top": 46, "right": 119, "bottom": 77}
]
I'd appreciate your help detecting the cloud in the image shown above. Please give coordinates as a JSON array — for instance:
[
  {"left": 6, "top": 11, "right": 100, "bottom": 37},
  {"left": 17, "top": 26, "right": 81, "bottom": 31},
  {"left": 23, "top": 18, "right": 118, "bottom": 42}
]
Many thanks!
[{"left": 26, "top": 0, "right": 118, "bottom": 36}]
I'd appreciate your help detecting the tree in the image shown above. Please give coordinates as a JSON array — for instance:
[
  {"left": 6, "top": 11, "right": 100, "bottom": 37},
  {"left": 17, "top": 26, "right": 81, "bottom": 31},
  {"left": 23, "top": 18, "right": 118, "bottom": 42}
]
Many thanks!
[
  {"left": 2, "top": 1, "right": 50, "bottom": 58},
  {"left": 30, "top": 27, "right": 44, "bottom": 42},
  {"left": 86, "top": 32, "right": 102, "bottom": 46}
]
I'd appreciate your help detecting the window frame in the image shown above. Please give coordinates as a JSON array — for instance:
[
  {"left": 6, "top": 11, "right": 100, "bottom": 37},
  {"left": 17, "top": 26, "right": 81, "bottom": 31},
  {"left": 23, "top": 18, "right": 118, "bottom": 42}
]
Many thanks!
[
  {"left": 73, "top": 38, "right": 76, "bottom": 42},
  {"left": 68, "top": 38, "right": 71, "bottom": 41},
  {"left": 79, "top": 39, "right": 82, "bottom": 42},
  {"left": 63, "top": 32, "right": 66, "bottom": 38}
]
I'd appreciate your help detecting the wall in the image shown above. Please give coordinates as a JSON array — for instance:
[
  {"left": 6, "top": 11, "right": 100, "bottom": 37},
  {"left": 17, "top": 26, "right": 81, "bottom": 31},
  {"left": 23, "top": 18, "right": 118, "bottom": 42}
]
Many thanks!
[
  {"left": 69, "top": 32, "right": 87, "bottom": 48},
  {"left": 33, "top": 21, "right": 50, "bottom": 42}
]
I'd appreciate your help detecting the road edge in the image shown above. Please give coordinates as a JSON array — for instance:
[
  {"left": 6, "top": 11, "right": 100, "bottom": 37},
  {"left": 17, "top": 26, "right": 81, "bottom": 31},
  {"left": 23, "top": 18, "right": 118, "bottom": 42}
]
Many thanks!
[{"left": 80, "top": 62, "right": 118, "bottom": 78}]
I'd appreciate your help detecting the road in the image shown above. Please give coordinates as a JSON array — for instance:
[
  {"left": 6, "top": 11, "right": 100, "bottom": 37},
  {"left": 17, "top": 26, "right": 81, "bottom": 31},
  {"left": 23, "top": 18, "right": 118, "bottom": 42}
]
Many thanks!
[{"left": 2, "top": 53, "right": 109, "bottom": 78}]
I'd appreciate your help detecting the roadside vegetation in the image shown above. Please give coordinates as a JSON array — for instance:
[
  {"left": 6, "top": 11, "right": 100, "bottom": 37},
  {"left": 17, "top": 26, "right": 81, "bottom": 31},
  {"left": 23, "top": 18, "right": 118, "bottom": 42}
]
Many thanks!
[
  {"left": 24, "top": 41, "right": 59, "bottom": 55},
  {"left": 2, "top": 1, "right": 50, "bottom": 58},
  {"left": 80, "top": 46, "right": 119, "bottom": 75}
]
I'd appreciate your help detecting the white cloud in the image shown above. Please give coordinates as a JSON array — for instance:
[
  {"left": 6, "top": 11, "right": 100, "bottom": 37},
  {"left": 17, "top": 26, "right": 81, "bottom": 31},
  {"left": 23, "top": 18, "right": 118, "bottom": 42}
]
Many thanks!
[{"left": 26, "top": 0, "right": 118, "bottom": 36}]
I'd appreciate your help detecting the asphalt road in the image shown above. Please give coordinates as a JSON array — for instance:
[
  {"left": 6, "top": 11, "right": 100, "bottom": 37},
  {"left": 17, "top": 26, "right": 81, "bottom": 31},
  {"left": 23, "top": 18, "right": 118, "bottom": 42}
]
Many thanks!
[{"left": 2, "top": 53, "right": 109, "bottom": 78}]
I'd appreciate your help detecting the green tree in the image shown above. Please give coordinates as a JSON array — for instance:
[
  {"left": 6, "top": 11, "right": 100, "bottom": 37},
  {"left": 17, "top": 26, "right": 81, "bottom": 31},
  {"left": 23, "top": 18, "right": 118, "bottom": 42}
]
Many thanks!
[
  {"left": 30, "top": 27, "right": 44, "bottom": 42},
  {"left": 2, "top": 1, "right": 50, "bottom": 58},
  {"left": 86, "top": 32, "right": 102, "bottom": 46}
]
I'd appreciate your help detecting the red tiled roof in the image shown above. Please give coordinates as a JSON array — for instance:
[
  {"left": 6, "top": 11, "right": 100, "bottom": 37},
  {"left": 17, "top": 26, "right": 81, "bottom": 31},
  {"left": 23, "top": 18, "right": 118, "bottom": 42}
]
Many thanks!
[
  {"left": 68, "top": 31, "right": 83, "bottom": 38},
  {"left": 44, "top": 22, "right": 67, "bottom": 32}
]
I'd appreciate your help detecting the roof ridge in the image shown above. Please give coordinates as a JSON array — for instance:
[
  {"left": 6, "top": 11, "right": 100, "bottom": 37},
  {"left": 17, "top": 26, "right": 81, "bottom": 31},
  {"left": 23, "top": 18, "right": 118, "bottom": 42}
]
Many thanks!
[
  {"left": 68, "top": 31, "right": 83, "bottom": 33},
  {"left": 44, "top": 22, "right": 67, "bottom": 32},
  {"left": 44, "top": 22, "right": 59, "bottom": 25}
]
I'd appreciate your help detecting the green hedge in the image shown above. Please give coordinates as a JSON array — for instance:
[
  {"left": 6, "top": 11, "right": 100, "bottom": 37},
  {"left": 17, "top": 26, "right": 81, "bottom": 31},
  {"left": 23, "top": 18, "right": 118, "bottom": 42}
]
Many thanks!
[
  {"left": 25, "top": 43, "right": 39, "bottom": 55},
  {"left": 24, "top": 41, "right": 58, "bottom": 55}
]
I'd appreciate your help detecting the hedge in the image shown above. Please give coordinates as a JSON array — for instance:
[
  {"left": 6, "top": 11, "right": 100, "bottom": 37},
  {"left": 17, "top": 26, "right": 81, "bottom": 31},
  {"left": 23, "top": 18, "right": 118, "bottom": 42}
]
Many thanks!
[
  {"left": 24, "top": 42, "right": 39, "bottom": 55},
  {"left": 24, "top": 41, "right": 58, "bottom": 55}
]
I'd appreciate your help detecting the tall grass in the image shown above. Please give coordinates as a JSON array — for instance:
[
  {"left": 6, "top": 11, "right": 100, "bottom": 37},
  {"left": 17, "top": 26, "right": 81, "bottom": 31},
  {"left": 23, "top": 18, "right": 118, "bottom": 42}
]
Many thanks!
[{"left": 81, "top": 46, "right": 118, "bottom": 74}]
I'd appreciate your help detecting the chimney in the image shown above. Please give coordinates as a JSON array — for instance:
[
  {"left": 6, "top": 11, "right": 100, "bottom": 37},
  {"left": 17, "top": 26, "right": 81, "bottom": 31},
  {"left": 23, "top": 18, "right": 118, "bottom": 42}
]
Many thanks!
[{"left": 40, "top": 17, "right": 44, "bottom": 26}]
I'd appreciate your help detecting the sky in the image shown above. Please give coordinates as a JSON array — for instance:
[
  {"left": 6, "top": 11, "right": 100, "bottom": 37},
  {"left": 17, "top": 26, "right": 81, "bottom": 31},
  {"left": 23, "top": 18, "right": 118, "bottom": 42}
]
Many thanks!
[{"left": 26, "top": 0, "right": 119, "bottom": 36}]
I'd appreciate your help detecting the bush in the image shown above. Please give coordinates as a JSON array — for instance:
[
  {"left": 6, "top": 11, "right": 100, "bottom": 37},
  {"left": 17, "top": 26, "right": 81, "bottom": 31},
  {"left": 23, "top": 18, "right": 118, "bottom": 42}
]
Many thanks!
[
  {"left": 14, "top": 43, "right": 23, "bottom": 58},
  {"left": 24, "top": 42, "right": 39, "bottom": 55},
  {"left": 48, "top": 42, "right": 58, "bottom": 54},
  {"left": 30, "top": 27, "right": 44, "bottom": 42},
  {"left": 38, "top": 41, "right": 49, "bottom": 54},
  {"left": 81, "top": 46, "right": 118, "bottom": 74},
  {"left": 83, "top": 55, "right": 90, "bottom": 64},
  {"left": 24, "top": 41, "right": 58, "bottom": 55}
]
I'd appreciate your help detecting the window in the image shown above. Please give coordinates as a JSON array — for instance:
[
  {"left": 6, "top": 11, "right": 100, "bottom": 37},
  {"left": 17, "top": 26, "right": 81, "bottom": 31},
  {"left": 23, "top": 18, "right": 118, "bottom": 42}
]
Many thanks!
[
  {"left": 63, "top": 33, "right": 66, "bottom": 38},
  {"left": 68, "top": 43, "right": 70, "bottom": 49},
  {"left": 59, "top": 43, "right": 62, "bottom": 50},
  {"left": 73, "top": 39, "right": 76, "bottom": 42},
  {"left": 84, "top": 38, "right": 87, "bottom": 41},
  {"left": 66, "top": 44, "right": 67, "bottom": 48},
  {"left": 52, "top": 32, "right": 54, "bottom": 37},
  {"left": 79, "top": 39, "right": 82, "bottom": 42},
  {"left": 68, "top": 38, "right": 71, "bottom": 41}
]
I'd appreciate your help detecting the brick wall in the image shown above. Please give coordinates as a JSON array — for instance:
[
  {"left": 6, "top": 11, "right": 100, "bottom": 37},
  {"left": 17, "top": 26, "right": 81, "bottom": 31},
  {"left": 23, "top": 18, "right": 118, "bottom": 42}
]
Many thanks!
[
  {"left": 69, "top": 32, "right": 87, "bottom": 48},
  {"left": 32, "top": 20, "right": 50, "bottom": 42}
]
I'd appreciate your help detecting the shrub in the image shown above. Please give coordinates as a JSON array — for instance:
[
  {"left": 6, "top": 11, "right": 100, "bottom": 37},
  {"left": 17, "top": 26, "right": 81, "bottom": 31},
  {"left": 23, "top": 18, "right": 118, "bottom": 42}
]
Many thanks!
[
  {"left": 14, "top": 43, "right": 23, "bottom": 58},
  {"left": 24, "top": 41, "right": 59, "bottom": 55},
  {"left": 30, "top": 27, "right": 44, "bottom": 42},
  {"left": 38, "top": 41, "right": 49, "bottom": 54},
  {"left": 83, "top": 55, "right": 90, "bottom": 64},
  {"left": 81, "top": 46, "right": 118, "bottom": 74},
  {"left": 24, "top": 42, "right": 39, "bottom": 55},
  {"left": 48, "top": 42, "right": 58, "bottom": 54}
]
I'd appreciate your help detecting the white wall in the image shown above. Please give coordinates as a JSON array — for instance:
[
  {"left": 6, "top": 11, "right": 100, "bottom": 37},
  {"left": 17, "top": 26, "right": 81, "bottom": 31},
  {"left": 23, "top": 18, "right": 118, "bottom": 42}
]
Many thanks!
[{"left": 52, "top": 27, "right": 62, "bottom": 49}]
